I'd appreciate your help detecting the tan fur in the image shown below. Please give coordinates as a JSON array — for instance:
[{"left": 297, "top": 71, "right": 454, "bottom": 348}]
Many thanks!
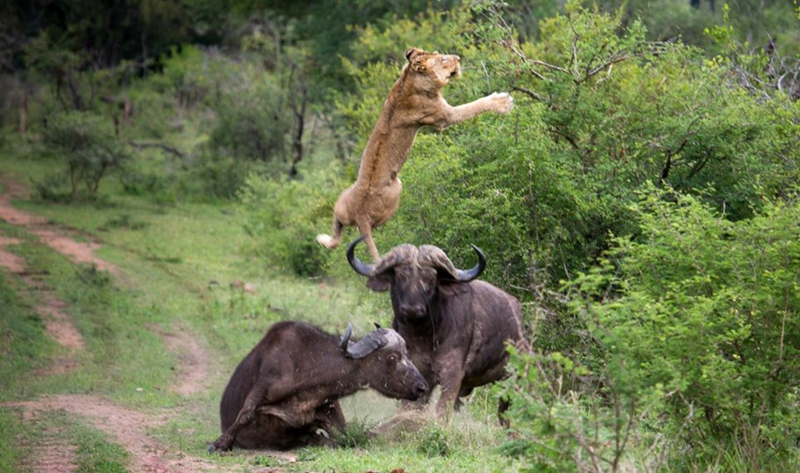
[{"left": 317, "top": 48, "right": 514, "bottom": 261}]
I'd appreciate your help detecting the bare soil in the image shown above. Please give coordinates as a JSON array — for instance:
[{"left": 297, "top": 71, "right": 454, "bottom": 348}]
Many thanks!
[
  {"left": 151, "top": 323, "right": 211, "bottom": 397},
  {"left": 0, "top": 231, "right": 85, "bottom": 364},
  {"left": 0, "top": 174, "right": 119, "bottom": 275},
  {"left": 4, "top": 395, "right": 224, "bottom": 473},
  {"left": 16, "top": 425, "right": 78, "bottom": 473}
]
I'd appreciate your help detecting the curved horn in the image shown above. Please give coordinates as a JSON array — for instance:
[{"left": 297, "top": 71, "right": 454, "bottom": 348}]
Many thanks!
[
  {"left": 339, "top": 323, "right": 353, "bottom": 353},
  {"left": 346, "top": 236, "right": 374, "bottom": 277},
  {"left": 453, "top": 244, "right": 486, "bottom": 282},
  {"left": 345, "top": 330, "right": 388, "bottom": 359},
  {"left": 419, "top": 244, "right": 486, "bottom": 282}
]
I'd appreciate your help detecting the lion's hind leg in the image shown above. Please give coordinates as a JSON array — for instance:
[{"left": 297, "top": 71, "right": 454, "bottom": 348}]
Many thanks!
[
  {"left": 356, "top": 221, "right": 382, "bottom": 263},
  {"left": 316, "top": 218, "right": 344, "bottom": 249}
]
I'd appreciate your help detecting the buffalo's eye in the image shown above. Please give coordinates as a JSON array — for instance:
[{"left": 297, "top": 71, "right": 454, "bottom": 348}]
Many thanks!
[{"left": 387, "top": 354, "right": 398, "bottom": 364}]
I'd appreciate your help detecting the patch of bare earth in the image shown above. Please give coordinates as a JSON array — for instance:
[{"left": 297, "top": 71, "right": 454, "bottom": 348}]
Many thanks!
[
  {"left": 150, "top": 323, "right": 211, "bottom": 397},
  {"left": 16, "top": 425, "right": 78, "bottom": 473},
  {"left": 0, "top": 236, "right": 26, "bottom": 272},
  {"left": 3, "top": 395, "right": 228, "bottom": 473},
  {"left": 0, "top": 174, "right": 119, "bottom": 276},
  {"left": 0, "top": 236, "right": 84, "bottom": 373}
]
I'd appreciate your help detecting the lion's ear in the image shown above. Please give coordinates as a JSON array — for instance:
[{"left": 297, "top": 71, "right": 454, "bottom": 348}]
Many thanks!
[
  {"left": 405, "top": 48, "right": 421, "bottom": 61},
  {"left": 411, "top": 62, "right": 427, "bottom": 73}
]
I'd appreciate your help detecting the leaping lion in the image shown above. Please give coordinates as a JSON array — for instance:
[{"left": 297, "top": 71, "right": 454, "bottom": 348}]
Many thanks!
[{"left": 317, "top": 48, "right": 514, "bottom": 262}]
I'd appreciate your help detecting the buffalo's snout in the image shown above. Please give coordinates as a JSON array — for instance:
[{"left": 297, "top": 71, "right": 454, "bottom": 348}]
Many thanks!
[
  {"left": 413, "top": 381, "right": 428, "bottom": 400},
  {"left": 399, "top": 302, "right": 426, "bottom": 318}
]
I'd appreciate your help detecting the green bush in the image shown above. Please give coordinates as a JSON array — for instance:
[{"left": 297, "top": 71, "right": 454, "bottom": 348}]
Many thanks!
[
  {"left": 503, "top": 184, "right": 800, "bottom": 470},
  {"left": 208, "top": 61, "right": 292, "bottom": 167},
  {"left": 239, "top": 167, "right": 341, "bottom": 277},
  {"left": 187, "top": 148, "right": 257, "bottom": 200},
  {"left": 40, "top": 111, "right": 130, "bottom": 201}
]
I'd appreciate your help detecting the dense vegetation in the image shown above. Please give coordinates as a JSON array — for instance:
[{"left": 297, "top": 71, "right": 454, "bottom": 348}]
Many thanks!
[{"left": 1, "top": 0, "right": 798, "bottom": 471}]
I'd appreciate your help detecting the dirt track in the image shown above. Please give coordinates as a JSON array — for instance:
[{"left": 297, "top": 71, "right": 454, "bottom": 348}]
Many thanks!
[{"left": 0, "top": 174, "right": 265, "bottom": 472}]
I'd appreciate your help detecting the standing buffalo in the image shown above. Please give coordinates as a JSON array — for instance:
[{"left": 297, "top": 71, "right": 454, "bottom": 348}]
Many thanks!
[
  {"left": 210, "top": 321, "right": 428, "bottom": 452},
  {"left": 347, "top": 237, "right": 523, "bottom": 417}
]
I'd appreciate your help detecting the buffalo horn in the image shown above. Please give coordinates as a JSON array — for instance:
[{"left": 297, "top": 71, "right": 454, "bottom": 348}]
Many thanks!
[
  {"left": 345, "top": 330, "right": 388, "bottom": 359},
  {"left": 339, "top": 323, "right": 354, "bottom": 352},
  {"left": 453, "top": 244, "right": 486, "bottom": 282},
  {"left": 347, "top": 236, "right": 374, "bottom": 276}
]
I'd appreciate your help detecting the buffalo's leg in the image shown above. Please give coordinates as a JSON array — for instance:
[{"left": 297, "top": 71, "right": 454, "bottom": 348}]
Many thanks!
[
  {"left": 435, "top": 370, "right": 465, "bottom": 416},
  {"left": 307, "top": 400, "right": 346, "bottom": 447},
  {"left": 210, "top": 379, "right": 271, "bottom": 452},
  {"left": 498, "top": 396, "right": 511, "bottom": 428}
]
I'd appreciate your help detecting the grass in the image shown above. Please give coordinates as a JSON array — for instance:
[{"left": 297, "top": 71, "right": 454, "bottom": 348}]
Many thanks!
[{"left": 0, "top": 145, "right": 516, "bottom": 472}]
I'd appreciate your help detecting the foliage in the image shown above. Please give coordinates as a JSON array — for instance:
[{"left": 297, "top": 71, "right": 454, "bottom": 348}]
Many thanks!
[
  {"left": 602, "top": 186, "right": 799, "bottom": 465},
  {"left": 208, "top": 62, "right": 291, "bottom": 166},
  {"left": 239, "top": 167, "right": 341, "bottom": 277},
  {"left": 500, "top": 347, "right": 647, "bottom": 473},
  {"left": 40, "top": 112, "right": 131, "bottom": 201},
  {"left": 503, "top": 185, "right": 800, "bottom": 470},
  {"left": 337, "top": 1, "right": 799, "bottom": 294}
]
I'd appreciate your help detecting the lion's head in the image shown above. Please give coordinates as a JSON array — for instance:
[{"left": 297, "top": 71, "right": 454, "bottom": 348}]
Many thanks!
[{"left": 404, "top": 48, "right": 461, "bottom": 91}]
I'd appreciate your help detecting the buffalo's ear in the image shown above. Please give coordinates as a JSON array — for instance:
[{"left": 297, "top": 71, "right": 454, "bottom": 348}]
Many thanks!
[{"left": 366, "top": 276, "right": 391, "bottom": 292}]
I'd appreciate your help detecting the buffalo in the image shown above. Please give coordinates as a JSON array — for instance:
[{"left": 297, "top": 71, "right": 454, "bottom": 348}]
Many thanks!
[
  {"left": 210, "top": 320, "right": 428, "bottom": 451},
  {"left": 347, "top": 237, "right": 523, "bottom": 417}
]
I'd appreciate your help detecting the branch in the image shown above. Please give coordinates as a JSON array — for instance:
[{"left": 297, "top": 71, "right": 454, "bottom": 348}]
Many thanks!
[
  {"left": 529, "top": 60, "right": 569, "bottom": 75},
  {"left": 549, "top": 127, "right": 581, "bottom": 152},
  {"left": 511, "top": 85, "right": 544, "bottom": 102},
  {"left": 128, "top": 141, "right": 185, "bottom": 159}
]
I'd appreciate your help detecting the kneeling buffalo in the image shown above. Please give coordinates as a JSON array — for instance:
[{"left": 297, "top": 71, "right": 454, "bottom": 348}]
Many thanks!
[
  {"left": 210, "top": 321, "right": 428, "bottom": 451},
  {"left": 347, "top": 237, "right": 523, "bottom": 416}
]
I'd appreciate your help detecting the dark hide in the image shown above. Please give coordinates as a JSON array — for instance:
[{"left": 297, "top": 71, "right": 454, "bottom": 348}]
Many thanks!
[
  {"left": 211, "top": 321, "right": 427, "bottom": 451},
  {"left": 347, "top": 238, "right": 523, "bottom": 416}
]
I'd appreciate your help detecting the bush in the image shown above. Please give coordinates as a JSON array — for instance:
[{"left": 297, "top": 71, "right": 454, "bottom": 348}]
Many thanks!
[
  {"left": 41, "top": 112, "right": 130, "bottom": 201},
  {"left": 502, "top": 185, "right": 800, "bottom": 470},
  {"left": 239, "top": 167, "right": 341, "bottom": 277},
  {"left": 208, "top": 60, "right": 292, "bottom": 167},
  {"left": 187, "top": 148, "right": 257, "bottom": 200}
]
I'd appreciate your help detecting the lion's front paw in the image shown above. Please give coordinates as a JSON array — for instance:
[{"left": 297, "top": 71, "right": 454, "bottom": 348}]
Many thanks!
[{"left": 489, "top": 92, "right": 514, "bottom": 114}]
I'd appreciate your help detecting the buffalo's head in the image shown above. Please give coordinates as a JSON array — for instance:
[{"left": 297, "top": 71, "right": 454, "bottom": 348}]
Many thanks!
[
  {"left": 339, "top": 323, "right": 428, "bottom": 401},
  {"left": 346, "top": 237, "right": 486, "bottom": 324}
]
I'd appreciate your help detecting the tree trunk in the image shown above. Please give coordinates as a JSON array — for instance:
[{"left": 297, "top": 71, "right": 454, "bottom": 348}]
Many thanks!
[
  {"left": 18, "top": 92, "right": 27, "bottom": 135},
  {"left": 289, "top": 95, "right": 306, "bottom": 177}
]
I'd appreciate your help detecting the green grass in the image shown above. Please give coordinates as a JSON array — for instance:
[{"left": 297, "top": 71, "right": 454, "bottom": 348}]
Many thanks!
[{"left": 0, "top": 147, "right": 516, "bottom": 472}]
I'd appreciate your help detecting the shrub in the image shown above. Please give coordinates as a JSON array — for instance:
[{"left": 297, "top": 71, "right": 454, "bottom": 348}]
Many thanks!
[
  {"left": 502, "top": 185, "right": 800, "bottom": 470},
  {"left": 41, "top": 112, "right": 130, "bottom": 201},
  {"left": 239, "top": 167, "right": 341, "bottom": 277},
  {"left": 208, "top": 61, "right": 292, "bottom": 167}
]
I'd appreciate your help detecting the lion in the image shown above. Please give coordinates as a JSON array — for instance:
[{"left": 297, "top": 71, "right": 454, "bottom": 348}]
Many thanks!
[{"left": 316, "top": 48, "right": 514, "bottom": 262}]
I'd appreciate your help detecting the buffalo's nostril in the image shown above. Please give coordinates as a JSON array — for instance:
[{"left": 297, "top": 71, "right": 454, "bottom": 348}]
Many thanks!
[
  {"left": 415, "top": 382, "right": 428, "bottom": 395},
  {"left": 400, "top": 304, "right": 426, "bottom": 317}
]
